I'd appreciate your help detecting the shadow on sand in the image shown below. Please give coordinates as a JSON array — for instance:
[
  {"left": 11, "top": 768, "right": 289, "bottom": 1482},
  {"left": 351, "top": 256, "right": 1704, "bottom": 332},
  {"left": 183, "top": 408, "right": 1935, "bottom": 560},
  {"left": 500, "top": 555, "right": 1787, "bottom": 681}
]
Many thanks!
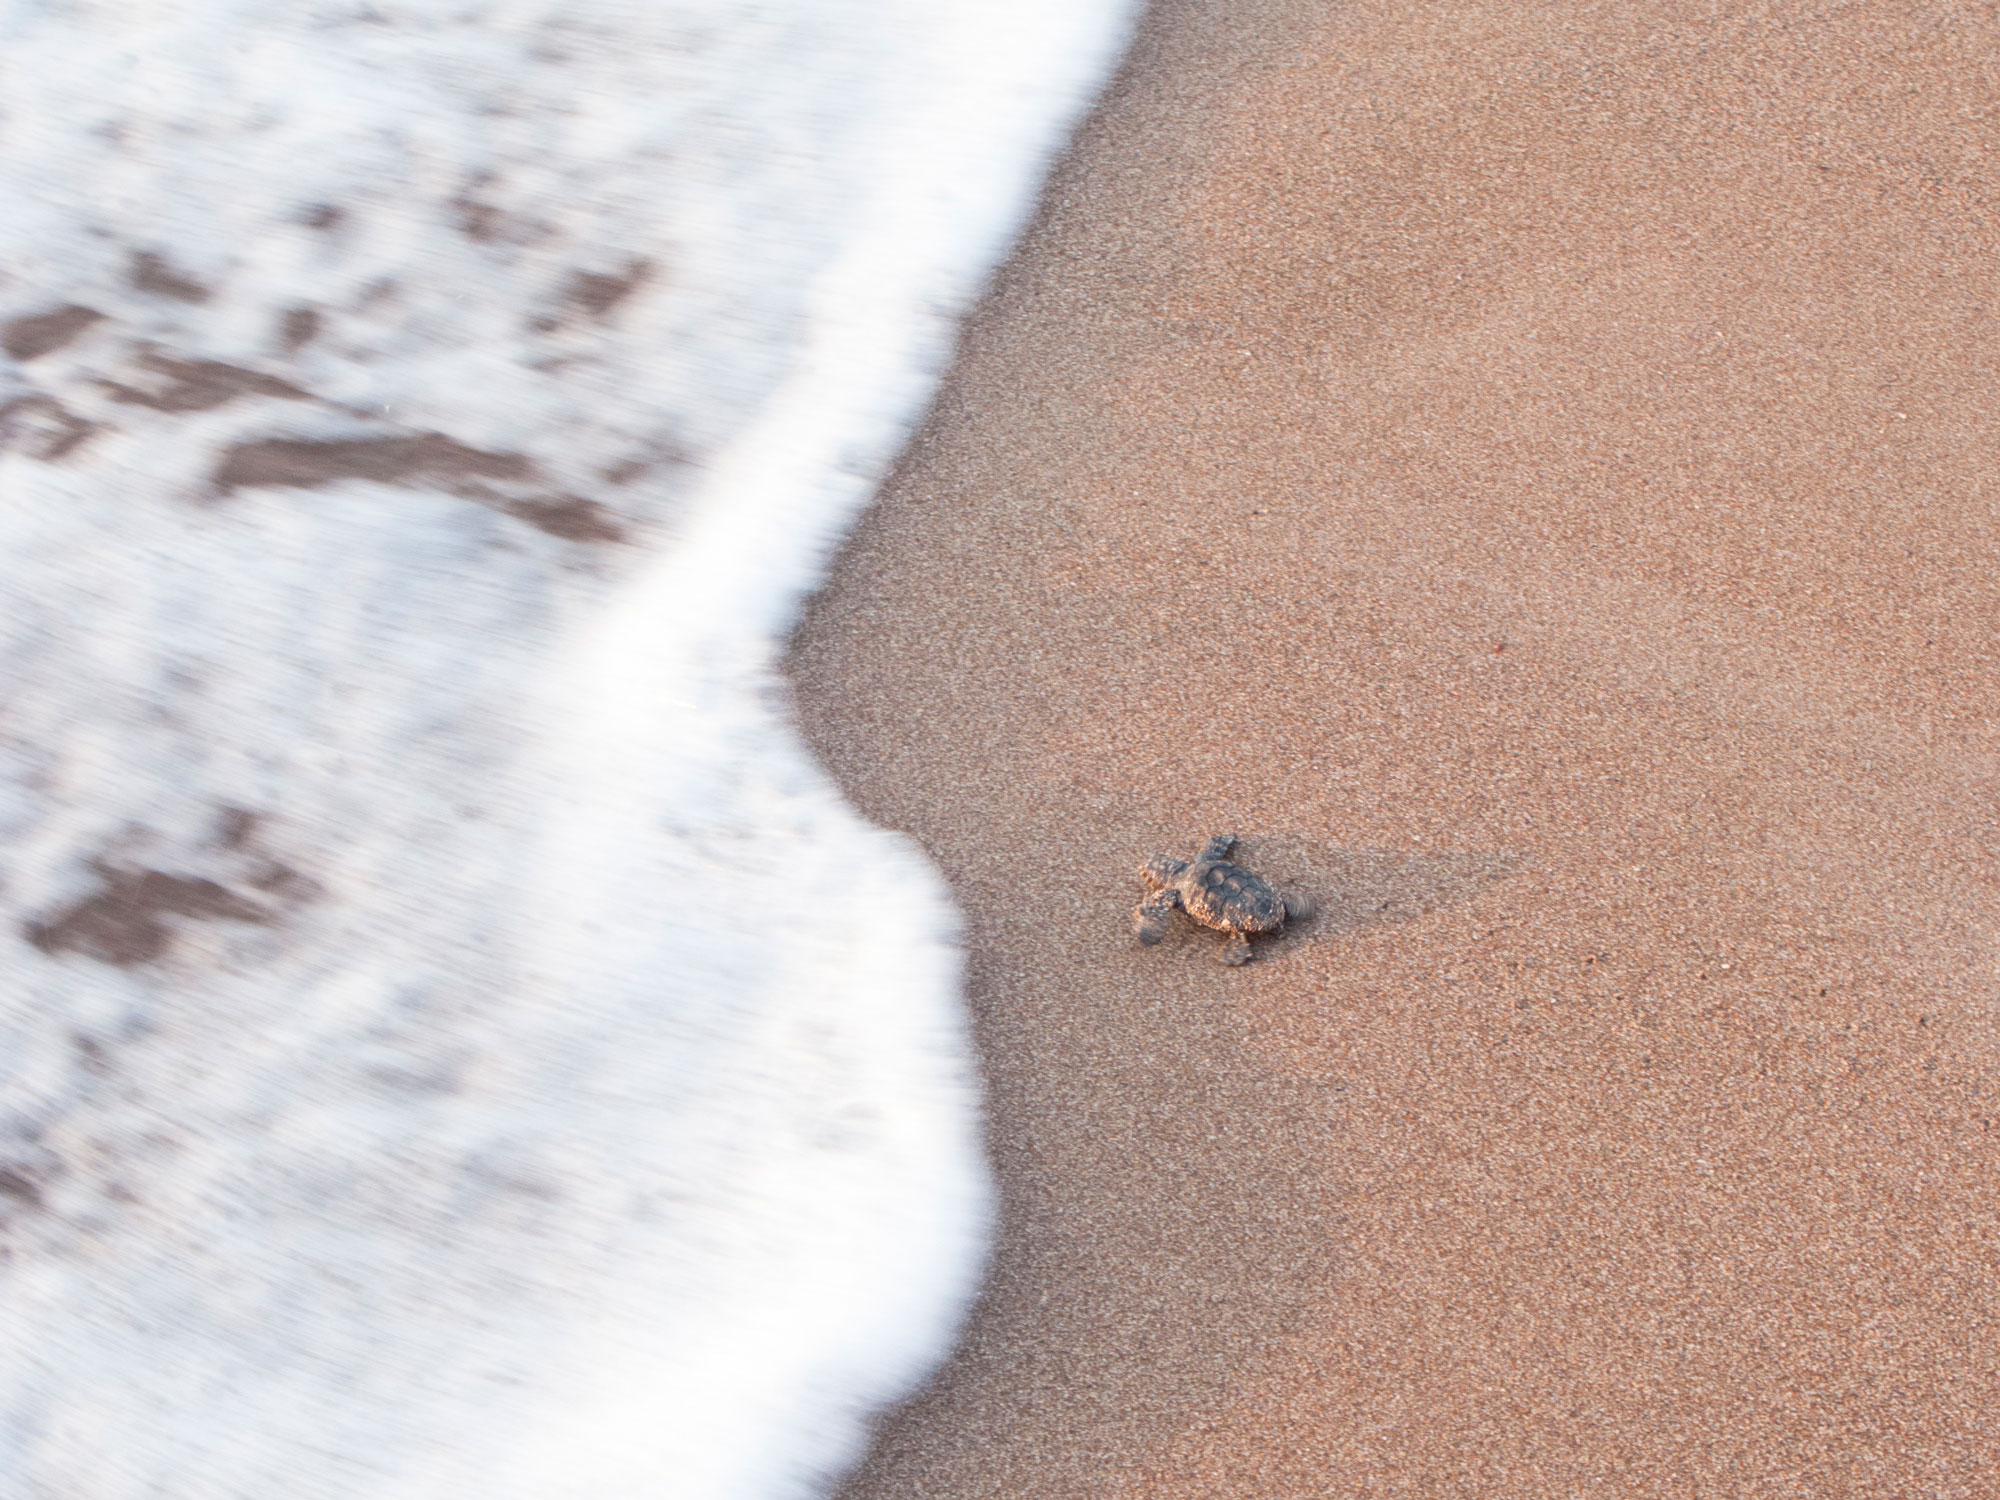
[{"left": 1147, "top": 834, "right": 1523, "bottom": 957}]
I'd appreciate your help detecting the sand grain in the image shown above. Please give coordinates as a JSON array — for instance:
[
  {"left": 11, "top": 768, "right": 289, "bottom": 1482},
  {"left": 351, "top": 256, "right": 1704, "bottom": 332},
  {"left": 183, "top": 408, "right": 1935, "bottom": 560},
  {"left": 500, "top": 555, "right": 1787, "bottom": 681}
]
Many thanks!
[{"left": 794, "top": 2, "right": 2000, "bottom": 1492}]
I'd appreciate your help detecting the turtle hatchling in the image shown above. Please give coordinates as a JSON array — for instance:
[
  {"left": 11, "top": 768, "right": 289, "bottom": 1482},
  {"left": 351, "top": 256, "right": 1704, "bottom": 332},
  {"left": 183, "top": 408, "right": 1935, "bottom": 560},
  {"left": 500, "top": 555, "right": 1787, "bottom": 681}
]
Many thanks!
[{"left": 1133, "top": 834, "right": 1311, "bottom": 965}]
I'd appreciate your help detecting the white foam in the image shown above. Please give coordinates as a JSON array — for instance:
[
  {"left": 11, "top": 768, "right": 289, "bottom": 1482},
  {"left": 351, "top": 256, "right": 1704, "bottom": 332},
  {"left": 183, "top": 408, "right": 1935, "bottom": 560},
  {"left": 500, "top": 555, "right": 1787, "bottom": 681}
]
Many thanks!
[{"left": 0, "top": 2, "right": 1135, "bottom": 1495}]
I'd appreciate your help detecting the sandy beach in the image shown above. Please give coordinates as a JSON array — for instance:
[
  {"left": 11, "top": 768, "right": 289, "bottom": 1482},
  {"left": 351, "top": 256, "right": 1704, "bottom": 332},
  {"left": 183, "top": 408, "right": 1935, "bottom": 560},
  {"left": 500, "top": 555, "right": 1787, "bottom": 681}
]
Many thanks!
[{"left": 792, "top": 1, "right": 2000, "bottom": 1493}]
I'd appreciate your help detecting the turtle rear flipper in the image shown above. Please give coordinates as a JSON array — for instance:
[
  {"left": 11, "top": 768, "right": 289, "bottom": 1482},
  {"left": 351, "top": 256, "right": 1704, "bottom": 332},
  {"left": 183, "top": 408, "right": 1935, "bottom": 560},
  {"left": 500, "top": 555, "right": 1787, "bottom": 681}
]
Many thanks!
[
  {"left": 1134, "top": 887, "right": 1179, "bottom": 945},
  {"left": 1198, "top": 833, "right": 1236, "bottom": 863}
]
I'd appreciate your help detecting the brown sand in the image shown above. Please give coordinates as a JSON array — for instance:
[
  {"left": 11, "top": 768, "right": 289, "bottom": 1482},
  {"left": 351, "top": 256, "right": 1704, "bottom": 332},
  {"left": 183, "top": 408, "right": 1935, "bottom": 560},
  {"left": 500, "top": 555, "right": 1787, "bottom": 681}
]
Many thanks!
[{"left": 790, "top": 1, "right": 2000, "bottom": 1493}]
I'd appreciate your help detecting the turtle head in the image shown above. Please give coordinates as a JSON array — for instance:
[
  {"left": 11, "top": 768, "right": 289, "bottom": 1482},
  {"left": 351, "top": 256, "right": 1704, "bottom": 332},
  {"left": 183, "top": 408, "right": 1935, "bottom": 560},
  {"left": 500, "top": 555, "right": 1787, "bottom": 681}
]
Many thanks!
[{"left": 1139, "top": 854, "right": 1189, "bottom": 889}]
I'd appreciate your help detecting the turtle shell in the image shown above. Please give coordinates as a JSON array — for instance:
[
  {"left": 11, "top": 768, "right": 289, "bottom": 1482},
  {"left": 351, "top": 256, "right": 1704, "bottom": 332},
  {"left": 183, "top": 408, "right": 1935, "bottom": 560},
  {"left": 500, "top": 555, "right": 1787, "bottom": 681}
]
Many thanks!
[{"left": 1185, "top": 860, "right": 1284, "bottom": 933}]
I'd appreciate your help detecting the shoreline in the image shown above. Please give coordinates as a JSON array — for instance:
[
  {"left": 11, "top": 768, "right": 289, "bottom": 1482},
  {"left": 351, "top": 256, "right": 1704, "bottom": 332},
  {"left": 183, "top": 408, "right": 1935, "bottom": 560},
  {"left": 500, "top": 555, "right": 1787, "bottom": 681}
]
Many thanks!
[
  {"left": 794, "top": 1, "right": 2000, "bottom": 1494},
  {"left": 0, "top": 2, "right": 1137, "bottom": 1492}
]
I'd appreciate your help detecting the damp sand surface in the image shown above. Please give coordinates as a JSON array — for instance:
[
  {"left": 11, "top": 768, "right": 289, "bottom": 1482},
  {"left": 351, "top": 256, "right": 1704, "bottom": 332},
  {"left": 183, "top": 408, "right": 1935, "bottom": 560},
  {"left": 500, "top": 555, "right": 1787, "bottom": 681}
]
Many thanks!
[{"left": 791, "top": 1, "right": 2000, "bottom": 1493}]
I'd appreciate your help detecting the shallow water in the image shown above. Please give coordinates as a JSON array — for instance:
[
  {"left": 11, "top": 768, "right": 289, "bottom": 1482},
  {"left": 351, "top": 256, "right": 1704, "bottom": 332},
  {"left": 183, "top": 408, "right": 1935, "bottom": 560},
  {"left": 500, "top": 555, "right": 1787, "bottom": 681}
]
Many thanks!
[{"left": 0, "top": 2, "right": 1133, "bottom": 1494}]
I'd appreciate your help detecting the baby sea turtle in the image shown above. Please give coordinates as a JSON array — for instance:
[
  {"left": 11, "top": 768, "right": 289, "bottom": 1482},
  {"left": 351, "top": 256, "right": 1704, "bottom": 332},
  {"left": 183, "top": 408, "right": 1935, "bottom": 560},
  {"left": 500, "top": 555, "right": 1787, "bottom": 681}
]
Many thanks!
[{"left": 1133, "top": 834, "right": 1312, "bottom": 966}]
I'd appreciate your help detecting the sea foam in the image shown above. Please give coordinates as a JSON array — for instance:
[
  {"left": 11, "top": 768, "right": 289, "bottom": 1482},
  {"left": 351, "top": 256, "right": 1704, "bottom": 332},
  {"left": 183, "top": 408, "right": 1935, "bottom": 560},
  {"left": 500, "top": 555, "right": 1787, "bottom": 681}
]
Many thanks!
[{"left": 0, "top": 2, "right": 1134, "bottom": 1495}]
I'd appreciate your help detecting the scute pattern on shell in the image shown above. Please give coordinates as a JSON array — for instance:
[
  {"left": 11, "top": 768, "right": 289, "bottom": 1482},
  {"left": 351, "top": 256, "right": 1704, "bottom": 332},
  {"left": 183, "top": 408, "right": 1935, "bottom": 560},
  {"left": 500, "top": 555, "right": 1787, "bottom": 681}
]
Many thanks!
[
  {"left": 1188, "top": 862, "right": 1284, "bottom": 932},
  {"left": 1133, "top": 834, "right": 1305, "bottom": 964}
]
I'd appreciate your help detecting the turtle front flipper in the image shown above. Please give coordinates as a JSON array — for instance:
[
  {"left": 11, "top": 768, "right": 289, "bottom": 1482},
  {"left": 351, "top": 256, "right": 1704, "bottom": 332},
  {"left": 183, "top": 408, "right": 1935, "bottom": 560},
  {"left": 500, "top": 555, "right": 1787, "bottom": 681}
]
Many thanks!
[
  {"left": 1134, "top": 887, "right": 1180, "bottom": 946},
  {"left": 1198, "top": 833, "right": 1236, "bottom": 862},
  {"left": 1282, "top": 891, "right": 1314, "bottom": 924}
]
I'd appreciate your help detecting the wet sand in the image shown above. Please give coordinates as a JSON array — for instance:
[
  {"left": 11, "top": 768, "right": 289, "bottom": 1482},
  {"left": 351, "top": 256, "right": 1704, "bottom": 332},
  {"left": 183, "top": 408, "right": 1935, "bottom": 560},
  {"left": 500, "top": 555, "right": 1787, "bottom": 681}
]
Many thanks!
[{"left": 790, "top": 1, "right": 2000, "bottom": 1493}]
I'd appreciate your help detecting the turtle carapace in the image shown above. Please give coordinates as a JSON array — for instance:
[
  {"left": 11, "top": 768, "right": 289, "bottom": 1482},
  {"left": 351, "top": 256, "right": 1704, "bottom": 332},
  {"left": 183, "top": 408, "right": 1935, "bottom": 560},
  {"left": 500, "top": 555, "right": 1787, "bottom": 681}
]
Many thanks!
[{"left": 1133, "top": 834, "right": 1311, "bottom": 966}]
